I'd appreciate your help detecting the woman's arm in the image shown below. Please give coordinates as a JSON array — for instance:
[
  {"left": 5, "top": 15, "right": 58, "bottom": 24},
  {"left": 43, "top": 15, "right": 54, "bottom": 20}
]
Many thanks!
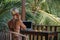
[
  {"left": 20, "top": 20, "right": 26, "bottom": 30},
  {"left": 15, "top": 14, "right": 26, "bottom": 30}
]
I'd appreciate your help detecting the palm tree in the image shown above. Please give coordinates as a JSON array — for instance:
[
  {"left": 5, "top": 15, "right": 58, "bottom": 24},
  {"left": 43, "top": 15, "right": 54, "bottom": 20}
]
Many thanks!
[
  {"left": 0, "top": 0, "right": 60, "bottom": 30},
  {"left": 21, "top": 0, "right": 26, "bottom": 21}
]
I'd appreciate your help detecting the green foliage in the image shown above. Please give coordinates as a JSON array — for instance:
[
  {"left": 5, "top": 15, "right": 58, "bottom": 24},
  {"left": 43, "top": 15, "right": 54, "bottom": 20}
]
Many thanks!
[
  {"left": 0, "top": 0, "right": 21, "bottom": 31},
  {"left": 0, "top": 0, "right": 60, "bottom": 31}
]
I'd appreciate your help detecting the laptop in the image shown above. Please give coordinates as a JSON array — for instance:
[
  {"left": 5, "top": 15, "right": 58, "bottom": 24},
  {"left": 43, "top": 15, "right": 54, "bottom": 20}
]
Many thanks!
[{"left": 23, "top": 21, "right": 32, "bottom": 30}]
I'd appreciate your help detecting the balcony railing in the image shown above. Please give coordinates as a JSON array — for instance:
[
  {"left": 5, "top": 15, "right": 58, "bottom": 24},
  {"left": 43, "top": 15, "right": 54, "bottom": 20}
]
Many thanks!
[
  {"left": 0, "top": 31, "right": 28, "bottom": 40},
  {"left": 21, "top": 25, "right": 60, "bottom": 40},
  {"left": 0, "top": 25, "right": 60, "bottom": 40}
]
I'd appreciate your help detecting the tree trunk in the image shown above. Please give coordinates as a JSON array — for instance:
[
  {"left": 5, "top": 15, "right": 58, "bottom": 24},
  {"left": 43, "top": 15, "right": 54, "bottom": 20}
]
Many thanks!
[{"left": 21, "top": 0, "right": 26, "bottom": 21}]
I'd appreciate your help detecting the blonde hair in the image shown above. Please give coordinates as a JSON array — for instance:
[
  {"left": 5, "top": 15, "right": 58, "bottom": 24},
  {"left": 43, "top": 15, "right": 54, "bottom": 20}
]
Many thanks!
[{"left": 10, "top": 7, "right": 19, "bottom": 14}]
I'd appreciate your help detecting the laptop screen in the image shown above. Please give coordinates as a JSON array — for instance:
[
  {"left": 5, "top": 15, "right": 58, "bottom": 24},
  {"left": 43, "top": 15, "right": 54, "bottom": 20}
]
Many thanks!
[{"left": 23, "top": 21, "right": 32, "bottom": 29}]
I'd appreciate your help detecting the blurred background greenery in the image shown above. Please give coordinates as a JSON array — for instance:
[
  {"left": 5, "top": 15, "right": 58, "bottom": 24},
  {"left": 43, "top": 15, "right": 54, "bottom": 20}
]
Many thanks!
[
  {"left": 0, "top": 0, "right": 60, "bottom": 40},
  {"left": 0, "top": 0, "right": 60, "bottom": 26}
]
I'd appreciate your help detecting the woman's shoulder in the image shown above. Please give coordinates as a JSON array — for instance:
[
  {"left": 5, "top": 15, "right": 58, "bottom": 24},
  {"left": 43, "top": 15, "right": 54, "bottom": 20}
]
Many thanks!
[{"left": 8, "top": 19, "right": 13, "bottom": 24}]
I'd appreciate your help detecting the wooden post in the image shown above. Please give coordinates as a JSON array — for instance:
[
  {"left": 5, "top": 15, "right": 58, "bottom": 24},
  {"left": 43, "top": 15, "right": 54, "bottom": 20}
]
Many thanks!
[
  {"left": 54, "top": 26, "right": 57, "bottom": 32},
  {"left": 54, "top": 26, "right": 58, "bottom": 40},
  {"left": 50, "top": 26, "right": 52, "bottom": 31},
  {"left": 45, "top": 26, "right": 48, "bottom": 31},
  {"left": 21, "top": 0, "right": 26, "bottom": 21}
]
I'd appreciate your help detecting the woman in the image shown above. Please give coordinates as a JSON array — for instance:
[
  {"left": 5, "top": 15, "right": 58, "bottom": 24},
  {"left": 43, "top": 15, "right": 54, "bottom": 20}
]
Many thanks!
[{"left": 8, "top": 8, "right": 26, "bottom": 40}]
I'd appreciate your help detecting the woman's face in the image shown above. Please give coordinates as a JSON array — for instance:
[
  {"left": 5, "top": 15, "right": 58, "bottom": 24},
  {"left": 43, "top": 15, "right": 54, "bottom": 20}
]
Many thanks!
[
  {"left": 13, "top": 15, "right": 17, "bottom": 19},
  {"left": 12, "top": 11, "right": 21, "bottom": 19}
]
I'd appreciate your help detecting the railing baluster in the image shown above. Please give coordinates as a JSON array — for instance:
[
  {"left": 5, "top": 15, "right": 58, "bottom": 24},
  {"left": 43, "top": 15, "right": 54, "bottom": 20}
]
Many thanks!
[
  {"left": 41, "top": 25, "right": 43, "bottom": 31},
  {"left": 45, "top": 26, "right": 48, "bottom": 31},
  {"left": 29, "top": 34, "right": 33, "bottom": 40},
  {"left": 38, "top": 35, "right": 41, "bottom": 40},
  {"left": 41, "top": 36, "right": 43, "bottom": 40},
  {"left": 52, "top": 27, "right": 54, "bottom": 32},
  {"left": 9, "top": 32, "right": 12, "bottom": 40},
  {"left": 54, "top": 27, "right": 58, "bottom": 40},
  {"left": 43, "top": 36, "right": 45, "bottom": 40},
  {"left": 50, "top": 26, "right": 52, "bottom": 31},
  {"left": 45, "top": 34, "right": 48, "bottom": 40}
]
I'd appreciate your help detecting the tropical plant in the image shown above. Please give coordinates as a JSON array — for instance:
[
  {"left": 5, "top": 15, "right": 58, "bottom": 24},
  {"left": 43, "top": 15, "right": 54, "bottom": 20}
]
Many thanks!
[{"left": 0, "top": 0, "right": 60, "bottom": 30}]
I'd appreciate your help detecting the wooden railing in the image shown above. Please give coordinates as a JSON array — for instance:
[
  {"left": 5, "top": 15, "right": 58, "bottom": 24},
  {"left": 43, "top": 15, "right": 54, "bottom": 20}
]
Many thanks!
[
  {"left": 0, "top": 31, "right": 27, "bottom": 40},
  {"left": 21, "top": 25, "right": 60, "bottom": 40},
  {"left": 0, "top": 25, "right": 60, "bottom": 40}
]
